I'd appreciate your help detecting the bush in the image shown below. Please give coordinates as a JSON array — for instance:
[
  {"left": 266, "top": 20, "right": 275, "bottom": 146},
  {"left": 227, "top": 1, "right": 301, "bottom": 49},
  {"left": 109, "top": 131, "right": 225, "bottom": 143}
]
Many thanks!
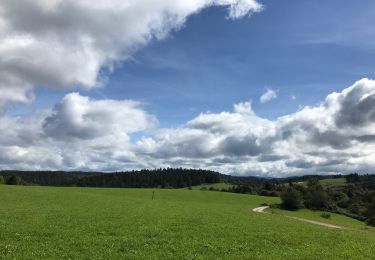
[
  {"left": 269, "top": 191, "right": 279, "bottom": 197},
  {"left": 304, "top": 190, "right": 331, "bottom": 210},
  {"left": 366, "top": 216, "right": 375, "bottom": 226},
  {"left": 320, "top": 212, "right": 331, "bottom": 219},
  {"left": 293, "top": 184, "right": 307, "bottom": 195},
  {"left": 7, "top": 175, "right": 22, "bottom": 185},
  {"left": 365, "top": 202, "right": 375, "bottom": 226},
  {"left": 0, "top": 175, "right": 5, "bottom": 184},
  {"left": 281, "top": 187, "right": 303, "bottom": 210},
  {"left": 306, "top": 178, "right": 321, "bottom": 190},
  {"left": 348, "top": 203, "right": 365, "bottom": 215},
  {"left": 333, "top": 192, "right": 350, "bottom": 208},
  {"left": 260, "top": 190, "right": 279, "bottom": 197}
]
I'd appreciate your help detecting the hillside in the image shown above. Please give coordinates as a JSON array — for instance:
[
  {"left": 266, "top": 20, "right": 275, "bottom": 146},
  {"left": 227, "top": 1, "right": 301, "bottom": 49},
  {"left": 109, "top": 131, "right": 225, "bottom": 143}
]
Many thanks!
[{"left": 1, "top": 185, "right": 374, "bottom": 259}]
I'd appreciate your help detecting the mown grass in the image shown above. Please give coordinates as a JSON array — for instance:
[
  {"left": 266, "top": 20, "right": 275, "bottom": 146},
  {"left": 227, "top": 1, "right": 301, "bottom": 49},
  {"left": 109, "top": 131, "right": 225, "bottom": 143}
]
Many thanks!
[{"left": 1, "top": 185, "right": 375, "bottom": 259}]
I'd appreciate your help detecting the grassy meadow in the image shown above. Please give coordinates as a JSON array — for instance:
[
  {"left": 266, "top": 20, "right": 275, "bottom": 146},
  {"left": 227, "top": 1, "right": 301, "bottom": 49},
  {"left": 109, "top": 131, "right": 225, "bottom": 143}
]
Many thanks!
[
  {"left": 293, "top": 178, "right": 347, "bottom": 187},
  {"left": 319, "top": 178, "right": 347, "bottom": 186},
  {"left": 269, "top": 208, "right": 375, "bottom": 231},
  {"left": 1, "top": 185, "right": 375, "bottom": 259},
  {"left": 189, "top": 182, "right": 234, "bottom": 190}
]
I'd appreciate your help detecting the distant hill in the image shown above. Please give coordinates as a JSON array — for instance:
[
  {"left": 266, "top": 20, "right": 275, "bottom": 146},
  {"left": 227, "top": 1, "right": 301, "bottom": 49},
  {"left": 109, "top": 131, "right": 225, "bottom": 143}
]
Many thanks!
[{"left": 0, "top": 169, "right": 373, "bottom": 189}]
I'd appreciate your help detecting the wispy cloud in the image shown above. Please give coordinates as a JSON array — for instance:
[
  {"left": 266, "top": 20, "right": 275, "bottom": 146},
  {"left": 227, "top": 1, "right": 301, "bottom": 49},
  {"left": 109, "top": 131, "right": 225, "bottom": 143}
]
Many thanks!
[{"left": 260, "top": 88, "right": 277, "bottom": 103}]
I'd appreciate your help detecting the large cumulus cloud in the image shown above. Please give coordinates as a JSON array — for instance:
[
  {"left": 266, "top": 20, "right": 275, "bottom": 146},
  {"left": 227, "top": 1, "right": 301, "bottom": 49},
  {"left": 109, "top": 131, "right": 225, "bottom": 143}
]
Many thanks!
[
  {"left": 43, "top": 92, "right": 157, "bottom": 140},
  {"left": 0, "top": 0, "right": 262, "bottom": 107},
  {"left": 1, "top": 79, "right": 372, "bottom": 176},
  {"left": 0, "top": 0, "right": 374, "bottom": 177},
  {"left": 0, "top": 92, "right": 157, "bottom": 171},
  {"left": 134, "top": 79, "right": 375, "bottom": 176}
]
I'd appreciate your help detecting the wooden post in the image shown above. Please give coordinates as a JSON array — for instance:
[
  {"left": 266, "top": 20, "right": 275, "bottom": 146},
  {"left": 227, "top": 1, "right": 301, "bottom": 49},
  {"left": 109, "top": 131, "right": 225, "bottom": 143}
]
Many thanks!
[{"left": 152, "top": 191, "right": 155, "bottom": 200}]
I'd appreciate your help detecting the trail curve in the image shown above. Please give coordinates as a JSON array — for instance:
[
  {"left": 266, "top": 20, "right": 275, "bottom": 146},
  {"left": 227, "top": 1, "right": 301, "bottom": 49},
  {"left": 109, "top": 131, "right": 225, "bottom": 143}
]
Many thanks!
[{"left": 252, "top": 206, "right": 345, "bottom": 229}]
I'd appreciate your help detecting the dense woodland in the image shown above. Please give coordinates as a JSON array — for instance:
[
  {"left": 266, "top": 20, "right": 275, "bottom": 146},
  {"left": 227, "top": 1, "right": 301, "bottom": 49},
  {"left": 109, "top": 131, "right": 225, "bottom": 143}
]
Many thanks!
[
  {"left": 279, "top": 174, "right": 375, "bottom": 226},
  {"left": 0, "top": 169, "right": 343, "bottom": 189},
  {"left": 0, "top": 169, "right": 220, "bottom": 188}
]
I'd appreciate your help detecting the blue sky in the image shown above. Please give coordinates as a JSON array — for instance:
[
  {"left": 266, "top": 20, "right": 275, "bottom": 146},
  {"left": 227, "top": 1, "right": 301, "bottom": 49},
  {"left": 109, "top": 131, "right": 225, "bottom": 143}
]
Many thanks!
[
  {"left": 30, "top": 0, "right": 375, "bottom": 126},
  {"left": 116, "top": 0, "right": 375, "bottom": 124},
  {"left": 1, "top": 0, "right": 375, "bottom": 176}
]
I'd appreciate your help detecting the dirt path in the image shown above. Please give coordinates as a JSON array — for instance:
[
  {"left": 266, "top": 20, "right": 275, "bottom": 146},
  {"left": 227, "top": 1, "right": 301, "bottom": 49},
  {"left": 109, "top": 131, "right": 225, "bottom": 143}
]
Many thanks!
[
  {"left": 285, "top": 216, "right": 343, "bottom": 229},
  {"left": 252, "top": 206, "right": 345, "bottom": 229},
  {"left": 252, "top": 206, "right": 269, "bottom": 213}
]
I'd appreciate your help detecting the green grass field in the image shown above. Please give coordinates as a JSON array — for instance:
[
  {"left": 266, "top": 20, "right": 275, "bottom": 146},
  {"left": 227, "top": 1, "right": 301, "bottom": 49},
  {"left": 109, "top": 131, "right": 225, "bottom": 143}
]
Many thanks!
[
  {"left": 268, "top": 208, "right": 375, "bottom": 231},
  {"left": 293, "top": 178, "right": 347, "bottom": 187},
  {"left": 319, "top": 178, "right": 347, "bottom": 186},
  {"left": 190, "top": 182, "right": 234, "bottom": 190},
  {"left": 1, "top": 185, "right": 375, "bottom": 259}
]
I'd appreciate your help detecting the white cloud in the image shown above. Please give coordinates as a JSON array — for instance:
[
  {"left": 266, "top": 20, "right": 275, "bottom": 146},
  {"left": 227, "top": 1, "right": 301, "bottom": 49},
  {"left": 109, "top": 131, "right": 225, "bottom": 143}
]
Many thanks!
[
  {"left": 0, "top": 0, "right": 262, "bottom": 108},
  {"left": 0, "top": 92, "right": 158, "bottom": 171},
  {"left": 260, "top": 88, "right": 277, "bottom": 103},
  {"left": 1, "top": 79, "right": 374, "bottom": 176},
  {"left": 138, "top": 79, "right": 375, "bottom": 176},
  {"left": 0, "top": 1, "right": 374, "bottom": 177},
  {"left": 43, "top": 92, "right": 157, "bottom": 140},
  {"left": 1, "top": 79, "right": 375, "bottom": 175}
]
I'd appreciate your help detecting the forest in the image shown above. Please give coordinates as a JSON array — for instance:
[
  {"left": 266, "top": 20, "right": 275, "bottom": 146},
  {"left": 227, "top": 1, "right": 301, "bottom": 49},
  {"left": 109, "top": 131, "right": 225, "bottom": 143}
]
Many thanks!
[
  {"left": 278, "top": 174, "right": 375, "bottom": 226},
  {"left": 0, "top": 168, "right": 220, "bottom": 188}
]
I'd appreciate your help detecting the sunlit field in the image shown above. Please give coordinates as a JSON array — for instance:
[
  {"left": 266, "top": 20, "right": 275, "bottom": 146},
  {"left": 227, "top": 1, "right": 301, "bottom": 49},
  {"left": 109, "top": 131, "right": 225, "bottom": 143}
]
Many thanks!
[{"left": 1, "top": 185, "right": 374, "bottom": 259}]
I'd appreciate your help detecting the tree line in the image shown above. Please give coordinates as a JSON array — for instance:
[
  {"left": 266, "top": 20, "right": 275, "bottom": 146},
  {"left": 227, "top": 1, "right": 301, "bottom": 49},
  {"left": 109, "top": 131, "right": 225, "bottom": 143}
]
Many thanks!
[
  {"left": 280, "top": 174, "right": 375, "bottom": 226},
  {"left": 0, "top": 168, "right": 220, "bottom": 188}
]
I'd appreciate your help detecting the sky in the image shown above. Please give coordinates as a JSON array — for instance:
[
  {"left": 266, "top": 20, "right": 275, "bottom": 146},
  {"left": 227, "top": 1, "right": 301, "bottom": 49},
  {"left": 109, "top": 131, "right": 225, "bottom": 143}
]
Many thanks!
[{"left": 0, "top": 0, "right": 375, "bottom": 177}]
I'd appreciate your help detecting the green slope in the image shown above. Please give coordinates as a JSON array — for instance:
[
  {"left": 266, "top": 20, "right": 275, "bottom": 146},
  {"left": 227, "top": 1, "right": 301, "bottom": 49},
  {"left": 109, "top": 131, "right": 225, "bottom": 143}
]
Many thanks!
[
  {"left": 268, "top": 208, "right": 375, "bottom": 231},
  {"left": 319, "top": 178, "right": 347, "bottom": 186},
  {"left": 190, "top": 182, "right": 234, "bottom": 190},
  {"left": 0, "top": 185, "right": 374, "bottom": 259}
]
